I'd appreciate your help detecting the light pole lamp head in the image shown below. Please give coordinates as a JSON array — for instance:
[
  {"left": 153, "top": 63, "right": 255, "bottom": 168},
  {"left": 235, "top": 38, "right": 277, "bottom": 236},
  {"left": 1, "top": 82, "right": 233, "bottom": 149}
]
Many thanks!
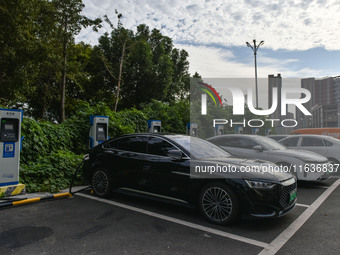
[{"left": 246, "top": 41, "right": 254, "bottom": 51}]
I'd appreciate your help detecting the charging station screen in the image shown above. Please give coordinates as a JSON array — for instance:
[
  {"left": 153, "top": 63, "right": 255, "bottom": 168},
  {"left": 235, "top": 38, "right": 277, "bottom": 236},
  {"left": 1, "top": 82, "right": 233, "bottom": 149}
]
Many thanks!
[
  {"left": 1, "top": 118, "right": 19, "bottom": 142},
  {"left": 5, "top": 124, "right": 14, "bottom": 130},
  {"left": 96, "top": 124, "right": 107, "bottom": 141}
]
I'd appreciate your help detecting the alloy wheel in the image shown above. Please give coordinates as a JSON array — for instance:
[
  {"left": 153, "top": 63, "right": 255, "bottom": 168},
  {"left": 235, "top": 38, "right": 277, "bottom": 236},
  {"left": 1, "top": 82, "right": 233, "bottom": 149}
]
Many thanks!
[
  {"left": 92, "top": 170, "right": 109, "bottom": 196},
  {"left": 201, "top": 186, "right": 232, "bottom": 222}
]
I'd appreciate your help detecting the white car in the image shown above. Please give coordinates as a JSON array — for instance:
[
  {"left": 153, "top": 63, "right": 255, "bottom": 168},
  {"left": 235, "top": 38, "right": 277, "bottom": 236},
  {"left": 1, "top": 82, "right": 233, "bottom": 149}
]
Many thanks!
[
  {"left": 207, "top": 134, "right": 332, "bottom": 181},
  {"left": 279, "top": 135, "right": 340, "bottom": 165}
]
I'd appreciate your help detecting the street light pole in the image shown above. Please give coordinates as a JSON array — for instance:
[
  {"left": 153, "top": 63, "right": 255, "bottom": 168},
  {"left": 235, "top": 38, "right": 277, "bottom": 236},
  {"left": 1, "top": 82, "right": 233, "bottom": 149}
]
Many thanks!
[{"left": 246, "top": 39, "right": 264, "bottom": 109}]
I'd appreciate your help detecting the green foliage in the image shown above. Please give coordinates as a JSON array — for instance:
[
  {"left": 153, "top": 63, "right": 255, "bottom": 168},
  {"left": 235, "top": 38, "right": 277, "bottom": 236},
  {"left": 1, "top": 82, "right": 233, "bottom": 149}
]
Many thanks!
[
  {"left": 142, "top": 99, "right": 189, "bottom": 134},
  {"left": 21, "top": 118, "right": 73, "bottom": 164},
  {"left": 20, "top": 151, "right": 82, "bottom": 193},
  {"left": 86, "top": 24, "right": 191, "bottom": 111}
]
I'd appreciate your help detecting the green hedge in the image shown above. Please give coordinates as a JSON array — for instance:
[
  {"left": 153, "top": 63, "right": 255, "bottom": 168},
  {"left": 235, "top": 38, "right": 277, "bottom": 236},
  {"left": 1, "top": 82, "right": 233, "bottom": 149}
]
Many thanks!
[{"left": 20, "top": 151, "right": 82, "bottom": 193}]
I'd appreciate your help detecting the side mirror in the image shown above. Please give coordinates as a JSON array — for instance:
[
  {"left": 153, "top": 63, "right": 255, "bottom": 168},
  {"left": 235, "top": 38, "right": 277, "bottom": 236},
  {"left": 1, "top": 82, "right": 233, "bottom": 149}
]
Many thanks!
[
  {"left": 253, "top": 145, "right": 264, "bottom": 152},
  {"left": 167, "top": 150, "right": 184, "bottom": 160}
]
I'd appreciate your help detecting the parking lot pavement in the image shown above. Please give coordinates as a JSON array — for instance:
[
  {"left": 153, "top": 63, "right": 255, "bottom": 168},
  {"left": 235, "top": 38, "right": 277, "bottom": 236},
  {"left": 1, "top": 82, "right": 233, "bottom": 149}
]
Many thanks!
[{"left": 0, "top": 177, "right": 339, "bottom": 255}]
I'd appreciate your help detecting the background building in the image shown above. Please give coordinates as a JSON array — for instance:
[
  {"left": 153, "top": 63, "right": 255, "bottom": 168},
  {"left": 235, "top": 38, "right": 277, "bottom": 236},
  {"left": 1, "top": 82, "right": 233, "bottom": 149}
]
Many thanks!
[{"left": 297, "top": 76, "right": 340, "bottom": 128}]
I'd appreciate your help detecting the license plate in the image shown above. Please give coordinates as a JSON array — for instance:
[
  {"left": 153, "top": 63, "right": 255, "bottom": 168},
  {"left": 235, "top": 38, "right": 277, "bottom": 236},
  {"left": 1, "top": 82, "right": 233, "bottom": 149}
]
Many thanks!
[{"left": 290, "top": 189, "right": 297, "bottom": 202}]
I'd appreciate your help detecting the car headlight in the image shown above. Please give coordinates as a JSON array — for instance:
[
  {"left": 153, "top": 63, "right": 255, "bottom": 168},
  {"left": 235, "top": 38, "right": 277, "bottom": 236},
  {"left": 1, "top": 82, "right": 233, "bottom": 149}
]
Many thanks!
[{"left": 244, "top": 180, "right": 277, "bottom": 189}]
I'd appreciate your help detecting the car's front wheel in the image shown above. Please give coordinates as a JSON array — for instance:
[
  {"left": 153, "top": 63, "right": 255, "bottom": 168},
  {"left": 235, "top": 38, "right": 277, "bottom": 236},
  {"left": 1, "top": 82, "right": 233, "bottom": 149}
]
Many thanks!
[
  {"left": 199, "top": 183, "right": 239, "bottom": 225},
  {"left": 91, "top": 168, "right": 112, "bottom": 198}
]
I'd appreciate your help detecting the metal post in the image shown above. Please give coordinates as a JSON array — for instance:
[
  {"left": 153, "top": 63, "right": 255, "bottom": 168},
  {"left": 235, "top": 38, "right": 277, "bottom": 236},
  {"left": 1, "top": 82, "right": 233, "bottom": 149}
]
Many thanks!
[{"left": 246, "top": 39, "right": 264, "bottom": 109}]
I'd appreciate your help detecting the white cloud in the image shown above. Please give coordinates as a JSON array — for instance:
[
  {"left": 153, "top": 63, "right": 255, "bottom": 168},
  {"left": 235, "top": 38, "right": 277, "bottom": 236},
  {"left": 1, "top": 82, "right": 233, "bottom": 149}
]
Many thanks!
[
  {"left": 76, "top": 0, "right": 340, "bottom": 78},
  {"left": 176, "top": 44, "right": 326, "bottom": 78},
  {"left": 79, "top": 0, "right": 340, "bottom": 51}
]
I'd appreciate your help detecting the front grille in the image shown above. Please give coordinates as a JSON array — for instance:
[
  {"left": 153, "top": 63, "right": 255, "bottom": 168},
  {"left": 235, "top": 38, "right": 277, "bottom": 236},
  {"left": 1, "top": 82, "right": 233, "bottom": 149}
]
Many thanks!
[{"left": 279, "top": 181, "right": 297, "bottom": 208}]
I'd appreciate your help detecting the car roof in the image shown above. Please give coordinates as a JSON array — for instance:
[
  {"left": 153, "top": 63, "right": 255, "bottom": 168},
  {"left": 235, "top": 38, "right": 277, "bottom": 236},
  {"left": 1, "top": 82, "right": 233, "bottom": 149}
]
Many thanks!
[
  {"left": 207, "top": 134, "right": 259, "bottom": 139},
  {"left": 283, "top": 134, "right": 332, "bottom": 139},
  {"left": 112, "top": 133, "right": 187, "bottom": 138}
]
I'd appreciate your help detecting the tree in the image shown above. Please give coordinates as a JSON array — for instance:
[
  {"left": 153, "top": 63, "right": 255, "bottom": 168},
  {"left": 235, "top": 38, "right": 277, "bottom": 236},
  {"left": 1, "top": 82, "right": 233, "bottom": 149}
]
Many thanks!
[
  {"left": 88, "top": 21, "right": 191, "bottom": 110},
  {"left": 0, "top": 0, "right": 41, "bottom": 104},
  {"left": 52, "top": 0, "right": 101, "bottom": 122}
]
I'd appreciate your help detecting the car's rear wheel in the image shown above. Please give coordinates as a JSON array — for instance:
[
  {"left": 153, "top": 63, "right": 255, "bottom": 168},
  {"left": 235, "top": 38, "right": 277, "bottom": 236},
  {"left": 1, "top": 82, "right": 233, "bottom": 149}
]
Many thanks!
[
  {"left": 92, "top": 168, "right": 112, "bottom": 198},
  {"left": 199, "top": 183, "right": 239, "bottom": 225}
]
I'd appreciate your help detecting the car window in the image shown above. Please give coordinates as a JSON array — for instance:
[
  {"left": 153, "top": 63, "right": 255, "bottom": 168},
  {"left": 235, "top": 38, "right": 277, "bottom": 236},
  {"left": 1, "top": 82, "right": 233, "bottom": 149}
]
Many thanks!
[
  {"left": 168, "top": 136, "right": 231, "bottom": 159},
  {"left": 105, "top": 136, "right": 148, "bottom": 153},
  {"left": 147, "top": 137, "right": 178, "bottom": 157},
  {"left": 236, "top": 138, "right": 258, "bottom": 149},
  {"left": 323, "top": 139, "right": 333, "bottom": 146},
  {"left": 301, "top": 137, "right": 324, "bottom": 147},
  {"left": 212, "top": 137, "right": 242, "bottom": 147},
  {"left": 219, "top": 137, "right": 258, "bottom": 149},
  {"left": 212, "top": 137, "right": 258, "bottom": 149},
  {"left": 281, "top": 137, "right": 299, "bottom": 147}
]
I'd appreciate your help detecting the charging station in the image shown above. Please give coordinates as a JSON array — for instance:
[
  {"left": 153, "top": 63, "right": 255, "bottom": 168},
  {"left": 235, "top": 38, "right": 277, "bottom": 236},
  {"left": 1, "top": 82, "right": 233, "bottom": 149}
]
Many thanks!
[
  {"left": 89, "top": 115, "right": 109, "bottom": 149},
  {"left": 252, "top": 128, "right": 260, "bottom": 135},
  {"left": 214, "top": 124, "right": 224, "bottom": 136},
  {"left": 148, "top": 120, "right": 161, "bottom": 133},
  {"left": 186, "top": 123, "right": 198, "bottom": 136},
  {"left": 0, "top": 108, "right": 25, "bottom": 196},
  {"left": 235, "top": 127, "right": 243, "bottom": 134},
  {"left": 265, "top": 128, "right": 272, "bottom": 135}
]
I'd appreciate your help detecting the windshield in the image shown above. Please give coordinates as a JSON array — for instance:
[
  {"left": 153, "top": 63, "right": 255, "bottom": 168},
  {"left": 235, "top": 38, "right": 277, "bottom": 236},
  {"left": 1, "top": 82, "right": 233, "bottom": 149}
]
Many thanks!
[
  {"left": 253, "top": 136, "right": 287, "bottom": 150},
  {"left": 167, "top": 136, "right": 231, "bottom": 159}
]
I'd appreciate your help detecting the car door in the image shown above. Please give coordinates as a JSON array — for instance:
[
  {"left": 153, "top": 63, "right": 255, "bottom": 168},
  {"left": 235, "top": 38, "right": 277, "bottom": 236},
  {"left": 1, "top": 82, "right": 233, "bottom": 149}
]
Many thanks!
[
  {"left": 280, "top": 137, "right": 300, "bottom": 149},
  {"left": 217, "top": 136, "right": 265, "bottom": 160},
  {"left": 101, "top": 135, "right": 149, "bottom": 188},
  {"left": 138, "top": 136, "right": 191, "bottom": 203},
  {"left": 299, "top": 137, "right": 327, "bottom": 157}
]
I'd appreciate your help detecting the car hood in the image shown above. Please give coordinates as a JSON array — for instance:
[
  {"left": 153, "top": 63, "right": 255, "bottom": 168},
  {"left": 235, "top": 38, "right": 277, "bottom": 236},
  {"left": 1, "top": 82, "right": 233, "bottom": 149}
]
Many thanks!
[
  {"left": 191, "top": 157, "right": 293, "bottom": 182},
  {"left": 269, "top": 149, "right": 328, "bottom": 162}
]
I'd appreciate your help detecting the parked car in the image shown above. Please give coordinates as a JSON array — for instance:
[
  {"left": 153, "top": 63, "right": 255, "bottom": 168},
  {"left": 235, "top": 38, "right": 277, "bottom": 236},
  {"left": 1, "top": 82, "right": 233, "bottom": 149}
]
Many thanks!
[
  {"left": 278, "top": 135, "right": 340, "bottom": 165},
  {"left": 83, "top": 133, "right": 297, "bottom": 225},
  {"left": 267, "top": 135, "right": 288, "bottom": 141},
  {"left": 207, "top": 134, "right": 331, "bottom": 181}
]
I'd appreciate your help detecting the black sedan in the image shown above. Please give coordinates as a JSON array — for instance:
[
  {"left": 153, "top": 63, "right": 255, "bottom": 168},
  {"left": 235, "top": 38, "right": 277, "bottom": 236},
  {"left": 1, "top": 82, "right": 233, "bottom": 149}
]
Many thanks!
[{"left": 82, "top": 134, "right": 297, "bottom": 225}]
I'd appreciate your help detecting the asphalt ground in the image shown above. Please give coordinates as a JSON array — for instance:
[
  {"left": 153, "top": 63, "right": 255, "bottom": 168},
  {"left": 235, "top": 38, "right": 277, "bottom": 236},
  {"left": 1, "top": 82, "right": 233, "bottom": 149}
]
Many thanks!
[{"left": 0, "top": 175, "right": 339, "bottom": 255}]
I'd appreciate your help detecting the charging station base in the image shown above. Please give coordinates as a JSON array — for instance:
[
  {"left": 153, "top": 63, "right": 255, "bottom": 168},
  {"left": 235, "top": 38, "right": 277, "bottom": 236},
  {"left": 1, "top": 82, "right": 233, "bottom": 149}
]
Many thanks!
[{"left": 0, "top": 183, "right": 26, "bottom": 197}]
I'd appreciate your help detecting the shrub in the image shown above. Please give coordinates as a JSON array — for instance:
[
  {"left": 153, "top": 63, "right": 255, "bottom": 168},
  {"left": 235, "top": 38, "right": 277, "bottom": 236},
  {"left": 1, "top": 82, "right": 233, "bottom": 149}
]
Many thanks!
[{"left": 20, "top": 151, "right": 83, "bottom": 193}]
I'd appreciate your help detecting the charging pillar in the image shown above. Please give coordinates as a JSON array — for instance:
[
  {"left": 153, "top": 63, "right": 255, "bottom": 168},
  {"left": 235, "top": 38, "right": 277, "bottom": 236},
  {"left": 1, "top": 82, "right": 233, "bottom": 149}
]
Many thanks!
[
  {"left": 0, "top": 108, "right": 25, "bottom": 196},
  {"left": 148, "top": 120, "right": 161, "bottom": 133},
  {"left": 89, "top": 115, "right": 109, "bottom": 149},
  {"left": 186, "top": 123, "right": 198, "bottom": 137},
  {"left": 252, "top": 128, "right": 259, "bottom": 135},
  {"left": 235, "top": 127, "right": 243, "bottom": 134},
  {"left": 214, "top": 124, "right": 224, "bottom": 136}
]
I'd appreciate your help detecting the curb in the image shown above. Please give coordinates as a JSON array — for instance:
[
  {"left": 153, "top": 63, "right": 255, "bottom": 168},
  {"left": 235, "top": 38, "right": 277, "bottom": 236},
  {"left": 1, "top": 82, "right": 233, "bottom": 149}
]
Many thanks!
[{"left": 0, "top": 192, "right": 72, "bottom": 209}]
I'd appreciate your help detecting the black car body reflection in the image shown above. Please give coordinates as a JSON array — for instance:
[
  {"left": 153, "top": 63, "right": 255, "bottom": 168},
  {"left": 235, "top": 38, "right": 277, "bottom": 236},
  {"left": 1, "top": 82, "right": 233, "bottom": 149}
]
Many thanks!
[{"left": 83, "top": 134, "right": 297, "bottom": 225}]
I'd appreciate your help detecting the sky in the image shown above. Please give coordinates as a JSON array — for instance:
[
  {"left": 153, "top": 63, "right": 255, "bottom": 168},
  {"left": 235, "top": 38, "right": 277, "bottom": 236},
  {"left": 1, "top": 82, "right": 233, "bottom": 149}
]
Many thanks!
[{"left": 76, "top": 0, "right": 340, "bottom": 80}]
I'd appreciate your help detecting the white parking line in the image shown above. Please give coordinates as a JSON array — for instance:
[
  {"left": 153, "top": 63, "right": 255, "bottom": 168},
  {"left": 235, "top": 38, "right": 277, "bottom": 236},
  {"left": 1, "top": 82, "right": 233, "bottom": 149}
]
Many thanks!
[
  {"left": 312, "top": 185, "right": 329, "bottom": 189},
  {"left": 258, "top": 178, "right": 340, "bottom": 255},
  {"left": 295, "top": 203, "right": 310, "bottom": 208},
  {"left": 77, "top": 193, "right": 268, "bottom": 248}
]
